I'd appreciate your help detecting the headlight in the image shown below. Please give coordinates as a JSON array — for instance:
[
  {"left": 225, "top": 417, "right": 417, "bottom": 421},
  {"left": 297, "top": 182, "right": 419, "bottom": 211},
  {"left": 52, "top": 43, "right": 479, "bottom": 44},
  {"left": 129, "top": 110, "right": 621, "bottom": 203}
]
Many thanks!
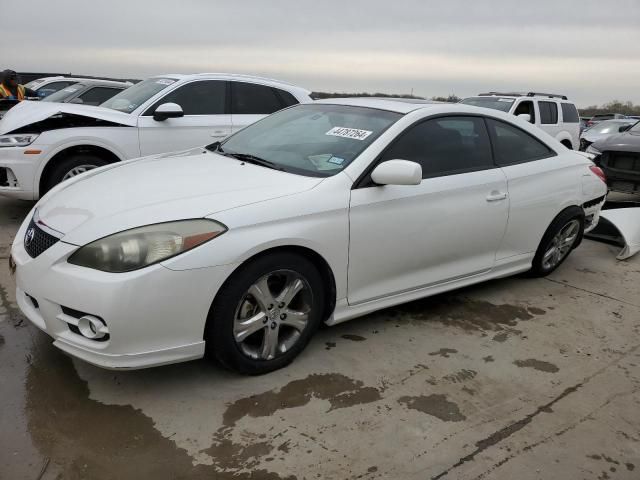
[
  {"left": 0, "top": 134, "right": 39, "bottom": 147},
  {"left": 68, "top": 219, "right": 227, "bottom": 272},
  {"left": 586, "top": 145, "right": 601, "bottom": 155}
]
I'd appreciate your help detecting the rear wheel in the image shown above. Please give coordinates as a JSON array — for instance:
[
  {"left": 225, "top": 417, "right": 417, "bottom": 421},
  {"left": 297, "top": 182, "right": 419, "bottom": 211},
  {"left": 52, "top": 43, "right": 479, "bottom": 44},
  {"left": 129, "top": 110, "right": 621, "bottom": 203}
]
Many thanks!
[
  {"left": 43, "top": 153, "right": 110, "bottom": 193},
  {"left": 529, "top": 208, "right": 584, "bottom": 277},
  {"left": 206, "top": 252, "right": 325, "bottom": 375}
]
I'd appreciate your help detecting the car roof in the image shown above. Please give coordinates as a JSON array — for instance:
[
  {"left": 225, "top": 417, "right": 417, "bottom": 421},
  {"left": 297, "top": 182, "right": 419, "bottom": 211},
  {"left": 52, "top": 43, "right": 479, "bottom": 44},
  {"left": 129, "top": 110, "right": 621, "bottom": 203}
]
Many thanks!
[
  {"left": 69, "top": 78, "right": 131, "bottom": 88},
  {"left": 152, "top": 73, "right": 311, "bottom": 95},
  {"left": 33, "top": 76, "right": 130, "bottom": 86},
  {"left": 313, "top": 97, "right": 444, "bottom": 114}
]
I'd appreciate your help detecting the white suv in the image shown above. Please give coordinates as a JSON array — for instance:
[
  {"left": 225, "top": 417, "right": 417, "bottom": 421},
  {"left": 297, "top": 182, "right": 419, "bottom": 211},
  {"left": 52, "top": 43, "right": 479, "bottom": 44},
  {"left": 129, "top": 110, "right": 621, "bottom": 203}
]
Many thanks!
[
  {"left": 0, "top": 73, "right": 311, "bottom": 200},
  {"left": 460, "top": 92, "right": 581, "bottom": 150}
]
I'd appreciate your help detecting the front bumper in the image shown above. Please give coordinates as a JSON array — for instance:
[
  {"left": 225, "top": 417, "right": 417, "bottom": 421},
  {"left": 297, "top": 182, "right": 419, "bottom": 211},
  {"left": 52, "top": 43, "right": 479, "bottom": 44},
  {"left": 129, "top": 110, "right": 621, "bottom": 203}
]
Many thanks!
[
  {"left": 0, "top": 145, "right": 41, "bottom": 200},
  {"left": 12, "top": 235, "right": 237, "bottom": 369}
]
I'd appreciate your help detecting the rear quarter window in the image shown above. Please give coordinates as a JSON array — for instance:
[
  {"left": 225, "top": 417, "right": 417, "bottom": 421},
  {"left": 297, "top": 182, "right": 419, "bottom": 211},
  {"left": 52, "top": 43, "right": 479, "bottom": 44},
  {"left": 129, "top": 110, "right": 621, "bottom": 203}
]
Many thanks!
[
  {"left": 561, "top": 103, "right": 579, "bottom": 123},
  {"left": 539, "top": 101, "right": 559, "bottom": 124}
]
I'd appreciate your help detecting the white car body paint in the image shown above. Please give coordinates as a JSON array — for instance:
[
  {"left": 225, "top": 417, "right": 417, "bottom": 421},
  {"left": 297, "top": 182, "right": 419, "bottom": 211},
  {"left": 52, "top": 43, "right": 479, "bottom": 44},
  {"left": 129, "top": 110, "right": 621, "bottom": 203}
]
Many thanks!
[
  {"left": 598, "top": 209, "right": 640, "bottom": 260},
  {"left": 0, "top": 73, "right": 311, "bottom": 200},
  {"left": 11, "top": 99, "right": 608, "bottom": 369}
]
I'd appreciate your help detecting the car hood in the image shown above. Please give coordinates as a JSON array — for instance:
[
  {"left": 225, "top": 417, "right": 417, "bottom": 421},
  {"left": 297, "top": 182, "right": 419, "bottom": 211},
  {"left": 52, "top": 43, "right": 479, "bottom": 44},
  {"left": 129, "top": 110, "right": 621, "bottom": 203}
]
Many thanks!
[
  {"left": 36, "top": 148, "right": 324, "bottom": 245},
  {"left": 0, "top": 100, "right": 136, "bottom": 134},
  {"left": 592, "top": 131, "right": 640, "bottom": 152}
]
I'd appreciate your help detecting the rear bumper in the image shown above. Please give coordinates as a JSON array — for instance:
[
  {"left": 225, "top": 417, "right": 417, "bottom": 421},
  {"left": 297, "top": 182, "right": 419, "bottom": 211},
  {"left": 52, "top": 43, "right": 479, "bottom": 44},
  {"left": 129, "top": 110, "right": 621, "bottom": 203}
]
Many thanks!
[{"left": 599, "top": 151, "right": 640, "bottom": 194}]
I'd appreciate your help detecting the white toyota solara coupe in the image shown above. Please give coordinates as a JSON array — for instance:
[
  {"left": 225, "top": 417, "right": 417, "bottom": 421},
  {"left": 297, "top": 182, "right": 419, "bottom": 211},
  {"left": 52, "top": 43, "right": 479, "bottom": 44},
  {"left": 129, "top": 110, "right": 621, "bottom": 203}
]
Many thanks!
[{"left": 11, "top": 98, "right": 608, "bottom": 374}]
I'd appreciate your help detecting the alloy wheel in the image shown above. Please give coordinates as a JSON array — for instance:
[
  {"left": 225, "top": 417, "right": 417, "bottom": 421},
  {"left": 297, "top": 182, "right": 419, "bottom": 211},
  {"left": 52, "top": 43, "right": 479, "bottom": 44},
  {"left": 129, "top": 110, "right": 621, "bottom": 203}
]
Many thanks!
[
  {"left": 233, "top": 270, "right": 313, "bottom": 361},
  {"left": 62, "top": 164, "right": 98, "bottom": 181},
  {"left": 542, "top": 219, "right": 580, "bottom": 270}
]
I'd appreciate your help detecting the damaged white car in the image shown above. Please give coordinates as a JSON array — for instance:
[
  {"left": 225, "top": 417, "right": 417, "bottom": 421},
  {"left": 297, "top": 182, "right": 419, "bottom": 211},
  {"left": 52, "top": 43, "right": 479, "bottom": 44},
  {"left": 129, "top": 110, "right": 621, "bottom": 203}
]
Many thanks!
[
  {"left": 12, "top": 99, "right": 608, "bottom": 374},
  {"left": 0, "top": 73, "right": 311, "bottom": 200}
]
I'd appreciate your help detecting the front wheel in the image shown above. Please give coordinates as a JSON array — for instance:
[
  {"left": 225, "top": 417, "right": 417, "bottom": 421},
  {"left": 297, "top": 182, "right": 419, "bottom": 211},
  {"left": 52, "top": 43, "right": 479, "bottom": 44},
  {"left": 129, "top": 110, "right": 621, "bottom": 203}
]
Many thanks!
[
  {"left": 529, "top": 208, "right": 584, "bottom": 277},
  {"left": 206, "top": 252, "right": 325, "bottom": 375},
  {"left": 43, "top": 153, "right": 111, "bottom": 194}
]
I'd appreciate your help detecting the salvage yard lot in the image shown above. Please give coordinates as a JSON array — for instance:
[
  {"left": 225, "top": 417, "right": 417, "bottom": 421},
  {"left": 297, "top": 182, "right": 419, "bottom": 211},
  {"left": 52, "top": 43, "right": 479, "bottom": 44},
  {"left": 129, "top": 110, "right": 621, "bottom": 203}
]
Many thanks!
[{"left": 1, "top": 195, "right": 639, "bottom": 480}]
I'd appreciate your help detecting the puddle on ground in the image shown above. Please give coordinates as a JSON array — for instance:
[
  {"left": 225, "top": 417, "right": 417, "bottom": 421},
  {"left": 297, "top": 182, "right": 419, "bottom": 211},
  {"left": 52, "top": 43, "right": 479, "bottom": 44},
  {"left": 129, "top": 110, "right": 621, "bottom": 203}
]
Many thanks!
[
  {"left": 388, "top": 296, "right": 545, "bottom": 334},
  {"left": 399, "top": 394, "right": 466, "bottom": 422},
  {"left": 513, "top": 359, "right": 560, "bottom": 373},
  {"left": 442, "top": 369, "right": 477, "bottom": 384},
  {"left": 25, "top": 331, "right": 302, "bottom": 479},
  {"left": 221, "top": 373, "right": 382, "bottom": 428},
  {"left": 341, "top": 334, "right": 366, "bottom": 342},
  {"left": 429, "top": 348, "right": 458, "bottom": 358}
]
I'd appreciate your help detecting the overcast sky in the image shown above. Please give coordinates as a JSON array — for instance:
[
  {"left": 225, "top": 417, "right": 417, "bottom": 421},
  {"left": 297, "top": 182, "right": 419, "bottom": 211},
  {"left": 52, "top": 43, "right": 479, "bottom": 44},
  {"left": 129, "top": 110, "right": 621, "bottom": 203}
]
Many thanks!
[{"left": 3, "top": 0, "right": 639, "bottom": 106}]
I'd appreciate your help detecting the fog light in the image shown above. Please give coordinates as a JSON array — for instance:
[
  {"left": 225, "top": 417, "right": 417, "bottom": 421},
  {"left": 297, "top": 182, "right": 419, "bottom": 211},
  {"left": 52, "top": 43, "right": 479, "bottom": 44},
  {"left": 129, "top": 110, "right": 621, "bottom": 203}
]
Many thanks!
[{"left": 77, "top": 315, "right": 107, "bottom": 340}]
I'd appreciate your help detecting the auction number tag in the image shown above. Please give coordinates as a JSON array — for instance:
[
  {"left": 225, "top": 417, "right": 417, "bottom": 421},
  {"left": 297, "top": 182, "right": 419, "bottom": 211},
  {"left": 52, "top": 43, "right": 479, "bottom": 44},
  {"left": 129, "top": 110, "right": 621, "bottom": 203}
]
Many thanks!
[{"left": 326, "top": 126, "right": 373, "bottom": 141}]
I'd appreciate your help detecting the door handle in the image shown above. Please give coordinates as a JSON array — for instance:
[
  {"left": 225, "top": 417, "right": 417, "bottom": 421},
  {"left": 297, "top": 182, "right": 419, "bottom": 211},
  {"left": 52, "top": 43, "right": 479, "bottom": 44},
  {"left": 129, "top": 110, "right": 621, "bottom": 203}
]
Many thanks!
[{"left": 486, "top": 191, "right": 508, "bottom": 202}]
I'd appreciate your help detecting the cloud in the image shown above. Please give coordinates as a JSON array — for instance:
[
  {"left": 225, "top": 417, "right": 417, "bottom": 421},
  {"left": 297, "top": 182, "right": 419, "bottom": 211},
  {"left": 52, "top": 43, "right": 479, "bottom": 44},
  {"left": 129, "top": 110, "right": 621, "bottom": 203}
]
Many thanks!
[{"left": 2, "top": 0, "right": 639, "bottom": 105}]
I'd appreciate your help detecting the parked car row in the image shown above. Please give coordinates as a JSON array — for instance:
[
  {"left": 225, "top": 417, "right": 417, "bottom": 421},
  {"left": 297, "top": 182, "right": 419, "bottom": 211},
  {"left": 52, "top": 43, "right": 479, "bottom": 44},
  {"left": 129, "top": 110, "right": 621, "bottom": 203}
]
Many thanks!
[{"left": 2, "top": 75, "right": 638, "bottom": 201}]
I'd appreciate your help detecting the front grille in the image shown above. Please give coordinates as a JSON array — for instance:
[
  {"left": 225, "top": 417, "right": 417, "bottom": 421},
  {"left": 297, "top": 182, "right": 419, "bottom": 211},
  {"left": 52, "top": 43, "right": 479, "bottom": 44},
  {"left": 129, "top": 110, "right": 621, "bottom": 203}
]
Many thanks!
[
  {"left": 583, "top": 195, "right": 605, "bottom": 209},
  {"left": 604, "top": 151, "right": 640, "bottom": 173},
  {"left": 24, "top": 218, "right": 60, "bottom": 258}
]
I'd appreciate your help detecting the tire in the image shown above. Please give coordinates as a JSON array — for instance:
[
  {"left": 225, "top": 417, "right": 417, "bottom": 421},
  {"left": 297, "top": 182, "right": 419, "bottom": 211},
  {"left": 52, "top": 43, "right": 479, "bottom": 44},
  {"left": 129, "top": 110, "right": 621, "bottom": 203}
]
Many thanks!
[
  {"left": 43, "top": 153, "right": 111, "bottom": 194},
  {"left": 528, "top": 207, "right": 584, "bottom": 277},
  {"left": 205, "top": 252, "right": 325, "bottom": 375}
]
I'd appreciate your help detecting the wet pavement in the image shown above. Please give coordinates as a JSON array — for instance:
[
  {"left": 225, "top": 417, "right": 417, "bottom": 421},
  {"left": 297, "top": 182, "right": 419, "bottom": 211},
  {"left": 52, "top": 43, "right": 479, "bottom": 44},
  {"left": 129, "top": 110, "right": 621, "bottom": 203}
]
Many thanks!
[{"left": 1, "top": 195, "right": 639, "bottom": 480}]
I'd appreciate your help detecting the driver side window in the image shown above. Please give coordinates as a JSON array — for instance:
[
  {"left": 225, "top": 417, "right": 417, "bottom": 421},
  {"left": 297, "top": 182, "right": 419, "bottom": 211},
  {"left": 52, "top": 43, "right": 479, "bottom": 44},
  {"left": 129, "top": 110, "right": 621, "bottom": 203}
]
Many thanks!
[
  {"left": 513, "top": 101, "right": 535, "bottom": 123},
  {"left": 377, "top": 116, "right": 494, "bottom": 179},
  {"left": 144, "top": 80, "right": 227, "bottom": 116}
]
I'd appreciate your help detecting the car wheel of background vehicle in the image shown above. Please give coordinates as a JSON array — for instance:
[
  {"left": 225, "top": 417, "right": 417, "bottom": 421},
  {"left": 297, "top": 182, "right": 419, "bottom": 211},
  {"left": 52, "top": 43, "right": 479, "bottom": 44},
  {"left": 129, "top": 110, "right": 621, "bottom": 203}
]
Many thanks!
[
  {"left": 43, "top": 154, "right": 111, "bottom": 193},
  {"left": 528, "top": 207, "right": 584, "bottom": 277},
  {"left": 205, "top": 252, "right": 325, "bottom": 375}
]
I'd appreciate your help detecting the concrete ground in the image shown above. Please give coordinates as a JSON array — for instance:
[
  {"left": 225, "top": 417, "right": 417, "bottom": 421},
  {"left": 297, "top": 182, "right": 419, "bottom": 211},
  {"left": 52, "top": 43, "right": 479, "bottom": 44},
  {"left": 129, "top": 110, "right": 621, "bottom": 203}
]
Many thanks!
[{"left": 1, "top": 194, "right": 639, "bottom": 480}]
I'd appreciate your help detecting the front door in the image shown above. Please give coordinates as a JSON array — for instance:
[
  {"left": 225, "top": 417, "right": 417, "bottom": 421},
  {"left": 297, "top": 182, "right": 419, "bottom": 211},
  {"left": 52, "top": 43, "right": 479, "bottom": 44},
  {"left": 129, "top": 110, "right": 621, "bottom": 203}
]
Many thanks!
[
  {"left": 348, "top": 116, "right": 509, "bottom": 305},
  {"left": 138, "top": 80, "right": 232, "bottom": 156}
]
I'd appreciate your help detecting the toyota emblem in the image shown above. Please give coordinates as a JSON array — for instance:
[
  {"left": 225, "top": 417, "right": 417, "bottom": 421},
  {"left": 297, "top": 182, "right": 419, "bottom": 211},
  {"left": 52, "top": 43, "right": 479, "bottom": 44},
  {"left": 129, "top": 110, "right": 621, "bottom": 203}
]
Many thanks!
[{"left": 25, "top": 227, "right": 36, "bottom": 247}]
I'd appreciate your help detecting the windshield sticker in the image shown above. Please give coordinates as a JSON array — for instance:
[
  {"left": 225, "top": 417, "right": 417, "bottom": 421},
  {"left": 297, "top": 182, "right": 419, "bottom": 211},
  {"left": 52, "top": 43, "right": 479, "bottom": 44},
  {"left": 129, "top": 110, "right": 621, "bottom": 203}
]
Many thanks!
[
  {"left": 155, "top": 79, "right": 175, "bottom": 86},
  {"left": 326, "top": 126, "right": 373, "bottom": 141},
  {"left": 308, "top": 154, "right": 345, "bottom": 171}
]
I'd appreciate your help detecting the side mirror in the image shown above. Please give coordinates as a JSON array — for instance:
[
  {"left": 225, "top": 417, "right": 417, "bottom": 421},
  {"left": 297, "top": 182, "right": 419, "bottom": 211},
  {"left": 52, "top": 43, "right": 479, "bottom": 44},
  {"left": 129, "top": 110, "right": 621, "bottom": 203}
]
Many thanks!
[
  {"left": 153, "top": 103, "right": 184, "bottom": 121},
  {"left": 371, "top": 160, "right": 422, "bottom": 186},
  {"left": 517, "top": 113, "right": 531, "bottom": 123},
  {"left": 619, "top": 125, "right": 631, "bottom": 132}
]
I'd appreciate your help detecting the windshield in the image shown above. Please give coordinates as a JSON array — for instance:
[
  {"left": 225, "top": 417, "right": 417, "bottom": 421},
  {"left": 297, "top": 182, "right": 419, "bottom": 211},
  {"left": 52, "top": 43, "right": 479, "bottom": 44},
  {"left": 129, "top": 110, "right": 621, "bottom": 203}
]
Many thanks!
[
  {"left": 587, "top": 120, "right": 635, "bottom": 134},
  {"left": 460, "top": 97, "right": 514, "bottom": 112},
  {"left": 42, "top": 84, "right": 84, "bottom": 103},
  {"left": 100, "top": 78, "right": 176, "bottom": 113},
  {"left": 212, "top": 104, "right": 401, "bottom": 177},
  {"left": 630, "top": 121, "right": 640, "bottom": 132}
]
